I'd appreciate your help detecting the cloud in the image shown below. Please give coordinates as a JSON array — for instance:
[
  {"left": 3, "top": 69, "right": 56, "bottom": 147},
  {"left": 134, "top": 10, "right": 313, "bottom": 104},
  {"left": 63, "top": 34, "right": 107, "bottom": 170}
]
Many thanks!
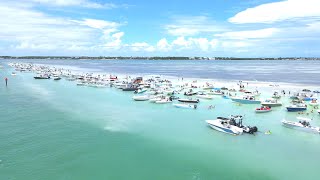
[
  {"left": 128, "top": 42, "right": 155, "bottom": 52},
  {"left": 165, "top": 15, "right": 226, "bottom": 36},
  {"left": 156, "top": 38, "right": 170, "bottom": 51},
  {"left": 28, "top": 0, "right": 127, "bottom": 9},
  {"left": 229, "top": 0, "right": 320, "bottom": 24},
  {"left": 215, "top": 28, "right": 280, "bottom": 40}
]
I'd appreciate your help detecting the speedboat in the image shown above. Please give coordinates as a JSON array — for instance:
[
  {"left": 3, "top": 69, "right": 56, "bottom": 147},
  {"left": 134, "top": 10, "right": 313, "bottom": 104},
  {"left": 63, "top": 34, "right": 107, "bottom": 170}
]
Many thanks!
[
  {"left": 34, "top": 75, "right": 50, "bottom": 79},
  {"left": 53, "top": 76, "right": 61, "bottom": 80},
  {"left": 196, "top": 92, "right": 213, "bottom": 99},
  {"left": 206, "top": 116, "right": 244, "bottom": 135},
  {"left": 255, "top": 106, "right": 272, "bottom": 113},
  {"left": 132, "top": 95, "right": 151, "bottom": 101},
  {"left": 155, "top": 98, "right": 172, "bottom": 104},
  {"left": 173, "top": 103, "right": 197, "bottom": 109},
  {"left": 178, "top": 98, "right": 200, "bottom": 103},
  {"left": 208, "top": 90, "right": 224, "bottom": 95},
  {"left": 231, "top": 96, "right": 261, "bottom": 104},
  {"left": 11, "top": 72, "right": 16, "bottom": 76},
  {"left": 286, "top": 104, "right": 307, "bottom": 112},
  {"left": 149, "top": 96, "right": 164, "bottom": 103},
  {"left": 205, "top": 115, "right": 258, "bottom": 135},
  {"left": 309, "top": 99, "right": 319, "bottom": 107},
  {"left": 261, "top": 99, "right": 282, "bottom": 107},
  {"left": 282, "top": 117, "right": 320, "bottom": 134}
]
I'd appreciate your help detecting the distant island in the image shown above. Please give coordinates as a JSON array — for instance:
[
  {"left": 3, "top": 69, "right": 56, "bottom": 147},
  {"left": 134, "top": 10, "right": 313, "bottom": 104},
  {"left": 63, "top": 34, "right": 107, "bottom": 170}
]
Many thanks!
[{"left": 0, "top": 56, "right": 319, "bottom": 60}]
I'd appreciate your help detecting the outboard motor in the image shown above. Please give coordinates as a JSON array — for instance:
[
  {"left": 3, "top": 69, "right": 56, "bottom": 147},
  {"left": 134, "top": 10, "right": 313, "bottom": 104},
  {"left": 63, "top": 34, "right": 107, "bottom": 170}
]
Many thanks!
[{"left": 247, "top": 126, "right": 258, "bottom": 134}]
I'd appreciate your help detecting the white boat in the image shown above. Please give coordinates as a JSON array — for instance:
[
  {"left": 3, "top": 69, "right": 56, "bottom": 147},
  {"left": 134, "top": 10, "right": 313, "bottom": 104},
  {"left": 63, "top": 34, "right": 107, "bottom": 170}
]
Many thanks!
[
  {"left": 231, "top": 96, "right": 261, "bottom": 104},
  {"left": 155, "top": 99, "right": 172, "bottom": 104},
  {"left": 208, "top": 90, "right": 224, "bottom": 95},
  {"left": 11, "top": 72, "right": 16, "bottom": 76},
  {"left": 173, "top": 103, "right": 197, "bottom": 109},
  {"left": 309, "top": 99, "right": 319, "bottom": 107},
  {"left": 196, "top": 92, "right": 214, "bottom": 99},
  {"left": 261, "top": 99, "right": 282, "bottom": 107},
  {"left": 318, "top": 110, "right": 320, "bottom": 115},
  {"left": 149, "top": 97, "right": 163, "bottom": 103},
  {"left": 282, "top": 117, "right": 320, "bottom": 134},
  {"left": 132, "top": 95, "right": 151, "bottom": 101},
  {"left": 206, "top": 116, "right": 244, "bottom": 135}
]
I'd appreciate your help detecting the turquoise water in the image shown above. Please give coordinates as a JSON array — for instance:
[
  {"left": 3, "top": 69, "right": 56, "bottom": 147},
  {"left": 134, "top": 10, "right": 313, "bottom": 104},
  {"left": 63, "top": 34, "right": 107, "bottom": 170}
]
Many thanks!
[{"left": 1, "top": 61, "right": 320, "bottom": 180}]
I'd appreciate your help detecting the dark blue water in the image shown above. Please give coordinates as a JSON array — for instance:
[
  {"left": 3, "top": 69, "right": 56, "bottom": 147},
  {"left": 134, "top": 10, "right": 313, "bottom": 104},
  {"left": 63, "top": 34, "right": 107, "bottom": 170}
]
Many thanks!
[{"left": 3, "top": 59, "right": 320, "bottom": 85}]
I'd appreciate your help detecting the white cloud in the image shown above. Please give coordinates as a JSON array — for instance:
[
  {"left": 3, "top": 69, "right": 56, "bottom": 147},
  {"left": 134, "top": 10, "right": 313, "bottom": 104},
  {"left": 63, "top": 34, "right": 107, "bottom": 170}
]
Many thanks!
[
  {"left": 215, "top": 28, "right": 280, "bottom": 40},
  {"left": 165, "top": 16, "right": 226, "bottom": 36},
  {"left": 156, "top": 38, "right": 170, "bottom": 51},
  {"left": 229, "top": 0, "right": 320, "bottom": 24},
  {"left": 28, "top": 0, "right": 125, "bottom": 9},
  {"left": 129, "top": 42, "right": 155, "bottom": 52}
]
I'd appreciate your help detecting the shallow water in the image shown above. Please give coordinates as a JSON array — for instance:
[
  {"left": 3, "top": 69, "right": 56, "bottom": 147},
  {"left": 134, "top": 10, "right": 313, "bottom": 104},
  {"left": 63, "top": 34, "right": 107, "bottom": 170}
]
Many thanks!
[{"left": 0, "top": 60, "right": 320, "bottom": 180}]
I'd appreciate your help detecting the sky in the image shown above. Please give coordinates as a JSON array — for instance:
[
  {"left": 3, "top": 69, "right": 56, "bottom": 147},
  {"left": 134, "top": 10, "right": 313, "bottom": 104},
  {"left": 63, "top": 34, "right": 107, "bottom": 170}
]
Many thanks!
[{"left": 0, "top": 0, "right": 320, "bottom": 57}]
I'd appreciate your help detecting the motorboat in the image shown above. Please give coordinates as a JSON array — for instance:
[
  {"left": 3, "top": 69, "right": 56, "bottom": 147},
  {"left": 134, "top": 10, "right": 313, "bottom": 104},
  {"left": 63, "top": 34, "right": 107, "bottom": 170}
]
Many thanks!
[
  {"left": 318, "top": 110, "right": 320, "bottom": 115},
  {"left": 206, "top": 116, "right": 244, "bottom": 135},
  {"left": 196, "top": 92, "right": 213, "bottom": 99},
  {"left": 11, "top": 72, "right": 16, "bottom": 76},
  {"left": 206, "top": 115, "right": 258, "bottom": 135},
  {"left": 255, "top": 106, "right": 272, "bottom": 113},
  {"left": 261, "top": 99, "right": 282, "bottom": 107},
  {"left": 286, "top": 104, "right": 307, "bottom": 112},
  {"left": 231, "top": 96, "right": 261, "bottom": 104},
  {"left": 132, "top": 95, "right": 151, "bottom": 101},
  {"left": 309, "top": 99, "right": 319, "bottom": 107},
  {"left": 53, "top": 76, "right": 61, "bottom": 80},
  {"left": 149, "top": 96, "right": 165, "bottom": 103},
  {"left": 155, "top": 98, "right": 172, "bottom": 104},
  {"left": 34, "top": 75, "right": 50, "bottom": 79},
  {"left": 184, "top": 89, "right": 197, "bottom": 96},
  {"left": 173, "top": 103, "right": 197, "bottom": 109},
  {"left": 178, "top": 98, "right": 200, "bottom": 103},
  {"left": 208, "top": 90, "right": 224, "bottom": 95},
  {"left": 272, "top": 92, "right": 281, "bottom": 99},
  {"left": 282, "top": 117, "right": 320, "bottom": 134},
  {"left": 244, "top": 90, "right": 261, "bottom": 97},
  {"left": 134, "top": 88, "right": 147, "bottom": 94}
]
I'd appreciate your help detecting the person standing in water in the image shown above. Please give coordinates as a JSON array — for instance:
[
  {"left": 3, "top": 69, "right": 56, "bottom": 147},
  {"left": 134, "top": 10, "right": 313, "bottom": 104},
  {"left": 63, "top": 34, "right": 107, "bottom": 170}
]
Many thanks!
[{"left": 5, "top": 77, "right": 8, "bottom": 87}]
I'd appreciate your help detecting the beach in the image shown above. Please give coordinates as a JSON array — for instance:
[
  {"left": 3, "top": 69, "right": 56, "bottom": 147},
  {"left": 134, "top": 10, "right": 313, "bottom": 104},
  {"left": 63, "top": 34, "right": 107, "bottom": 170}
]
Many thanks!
[{"left": 1, "top": 59, "right": 320, "bottom": 180}]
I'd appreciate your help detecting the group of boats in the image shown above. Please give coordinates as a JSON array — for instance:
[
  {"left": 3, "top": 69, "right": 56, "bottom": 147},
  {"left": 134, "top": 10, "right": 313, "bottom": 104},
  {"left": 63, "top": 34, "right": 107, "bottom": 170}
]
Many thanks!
[{"left": 8, "top": 62, "right": 320, "bottom": 136}]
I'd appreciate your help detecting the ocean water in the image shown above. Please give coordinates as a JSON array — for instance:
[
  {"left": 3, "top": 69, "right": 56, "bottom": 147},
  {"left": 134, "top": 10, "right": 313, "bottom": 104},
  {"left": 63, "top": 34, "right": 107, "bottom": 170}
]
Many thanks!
[{"left": 1, "top": 59, "right": 320, "bottom": 180}]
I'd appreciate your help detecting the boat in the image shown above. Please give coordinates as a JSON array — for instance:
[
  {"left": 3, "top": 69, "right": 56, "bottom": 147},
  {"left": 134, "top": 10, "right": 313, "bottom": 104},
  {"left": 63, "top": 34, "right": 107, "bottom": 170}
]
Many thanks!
[
  {"left": 184, "top": 89, "right": 197, "bottom": 96},
  {"left": 178, "top": 98, "right": 200, "bottom": 103},
  {"left": 255, "top": 106, "right": 272, "bottom": 113},
  {"left": 309, "top": 99, "right": 318, "bottom": 107},
  {"left": 34, "top": 75, "right": 50, "bottom": 79},
  {"left": 231, "top": 96, "right": 261, "bottom": 104},
  {"left": 208, "top": 90, "right": 224, "bottom": 95},
  {"left": 261, "top": 99, "right": 282, "bottom": 107},
  {"left": 134, "top": 88, "right": 147, "bottom": 94},
  {"left": 313, "top": 90, "right": 320, "bottom": 93},
  {"left": 11, "top": 72, "right": 16, "bottom": 76},
  {"left": 173, "top": 104, "right": 197, "bottom": 109},
  {"left": 206, "top": 115, "right": 258, "bottom": 135},
  {"left": 53, "top": 77, "right": 61, "bottom": 80},
  {"left": 149, "top": 96, "right": 164, "bottom": 103},
  {"left": 286, "top": 104, "right": 307, "bottom": 112},
  {"left": 155, "top": 98, "right": 172, "bottom": 104},
  {"left": 318, "top": 110, "right": 320, "bottom": 115},
  {"left": 123, "top": 87, "right": 138, "bottom": 91},
  {"left": 132, "top": 95, "right": 151, "bottom": 101},
  {"left": 272, "top": 92, "right": 281, "bottom": 99},
  {"left": 206, "top": 116, "right": 244, "bottom": 135},
  {"left": 282, "top": 117, "right": 320, "bottom": 134},
  {"left": 196, "top": 92, "right": 213, "bottom": 99}
]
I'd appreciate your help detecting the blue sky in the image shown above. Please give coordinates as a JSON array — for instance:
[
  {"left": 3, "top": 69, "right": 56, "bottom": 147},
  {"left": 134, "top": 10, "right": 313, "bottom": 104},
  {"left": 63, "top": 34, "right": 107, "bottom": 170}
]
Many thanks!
[{"left": 0, "top": 0, "right": 320, "bottom": 57}]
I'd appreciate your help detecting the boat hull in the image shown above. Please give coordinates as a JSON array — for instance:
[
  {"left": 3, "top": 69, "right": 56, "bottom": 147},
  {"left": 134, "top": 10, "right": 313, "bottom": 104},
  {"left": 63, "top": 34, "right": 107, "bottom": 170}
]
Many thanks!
[
  {"left": 282, "top": 121, "right": 320, "bottom": 134},
  {"left": 286, "top": 107, "right": 307, "bottom": 112},
  {"left": 206, "top": 120, "right": 243, "bottom": 135},
  {"left": 261, "top": 103, "right": 282, "bottom": 107},
  {"left": 231, "top": 98, "right": 261, "bottom": 104}
]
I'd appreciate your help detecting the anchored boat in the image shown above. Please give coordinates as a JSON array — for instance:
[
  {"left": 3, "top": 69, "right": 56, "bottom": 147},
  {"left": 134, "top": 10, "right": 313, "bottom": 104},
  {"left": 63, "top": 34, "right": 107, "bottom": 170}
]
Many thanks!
[{"left": 282, "top": 117, "right": 320, "bottom": 134}]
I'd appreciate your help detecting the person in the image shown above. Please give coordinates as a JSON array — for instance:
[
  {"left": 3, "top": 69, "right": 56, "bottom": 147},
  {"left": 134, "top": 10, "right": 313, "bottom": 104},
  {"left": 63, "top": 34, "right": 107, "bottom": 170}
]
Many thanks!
[{"left": 5, "top": 77, "right": 8, "bottom": 87}]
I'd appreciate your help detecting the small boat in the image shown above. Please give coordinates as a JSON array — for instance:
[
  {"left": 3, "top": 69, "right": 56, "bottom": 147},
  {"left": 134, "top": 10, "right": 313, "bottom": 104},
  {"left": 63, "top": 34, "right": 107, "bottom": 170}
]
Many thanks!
[
  {"left": 208, "top": 90, "right": 224, "bottom": 95},
  {"left": 255, "top": 106, "right": 272, "bottom": 113},
  {"left": 134, "top": 88, "right": 147, "bottom": 94},
  {"left": 77, "top": 82, "right": 86, "bottom": 86},
  {"left": 173, "top": 103, "right": 197, "bottom": 109},
  {"left": 282, "top": 117, "right": 320, "bottom": 134},
  {"left": 228, "top": 88, "right": 237, "bottom": 92},
  {"left": 11, "top": 72, "right": 16, "bottom": 76},
  {"left": 132, "top": 95, "right": 151, "bottom": 101},
  {"left": 34, "top": 75, "right": 50, "bottom": 79},
  {"left": 286, "top": 104, "right": 307, "bottom": 112},
  {"left": 53, "top": 77, "right": 61, "bottom": 80},
  {"left": 313, "top": 90, "right": 320, "bottom": 93},
  {"left": 261, "top": 99, "right": 282, "bottom": 107},
  {"left": 231, "top": 96, "right": 261, "bottom": 104},
  {"left": 196, "top": 92, "right": 213, "bottom": 99},
  {"left": 155, "top": 99, "right": 172, "bottom": 104},
  {"left": 123, "top": 87, "right": 138, "bottom": 91},
  {"left": 318, "top": 110, "right": 320, "bottom": 115},
  {"left": 309, "top": 99, "right": 319, "bottom": 107},
  {"left": 178, "top": 98, "right": 200, "bottom": 103}
]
